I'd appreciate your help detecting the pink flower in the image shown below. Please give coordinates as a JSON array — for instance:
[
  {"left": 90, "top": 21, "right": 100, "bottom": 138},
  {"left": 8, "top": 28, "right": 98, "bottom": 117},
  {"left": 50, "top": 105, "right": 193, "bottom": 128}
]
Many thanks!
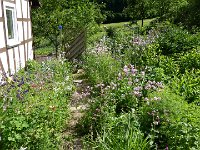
[
  {"left": 128, "top": 81, "right": 132, "bottom": 85},
  {"left": 133, "top": 91, "right": 142, "bottom": 97},
  {"left": 123, "top": 65, "right": 129, "bottom": 75},
  {"left": 131, "top": 68, "right": 137, "bottom": 75},
  {"left": 134, "top": 86, "right": 142, "bottom": 91},
  {"left": 165, "top": 144, "right": 169, "bottom": 150}
]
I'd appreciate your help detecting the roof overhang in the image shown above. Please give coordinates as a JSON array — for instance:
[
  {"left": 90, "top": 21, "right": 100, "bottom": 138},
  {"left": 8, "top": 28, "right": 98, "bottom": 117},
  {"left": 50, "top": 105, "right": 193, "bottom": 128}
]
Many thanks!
[{"left": 29, "top": 0, "right": 40, "bottom": 8}]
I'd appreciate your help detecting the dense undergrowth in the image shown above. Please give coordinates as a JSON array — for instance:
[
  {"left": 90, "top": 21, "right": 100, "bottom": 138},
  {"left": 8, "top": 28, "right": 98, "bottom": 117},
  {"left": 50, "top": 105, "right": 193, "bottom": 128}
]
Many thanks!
[
  {"left": 79, "top": 21, "right": 200, "bottom": 149},
  {"left": 0, "top": 20, "right": 199, "bottom": 149},
  {"left": 0, "top": 59, "right": 74, "bottom": 150}
]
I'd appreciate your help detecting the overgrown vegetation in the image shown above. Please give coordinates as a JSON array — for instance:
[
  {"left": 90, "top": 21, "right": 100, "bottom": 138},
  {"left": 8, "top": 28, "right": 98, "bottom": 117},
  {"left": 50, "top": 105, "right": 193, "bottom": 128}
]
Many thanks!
[
  {"left": 0, "top": 60, "right": 74, "bottom": 149},
  {"left": 78, "top": 20, "right": 200, "bottom": 149},
  {"left": 1, "top": 0, "right": 199, "bottom": 149}
]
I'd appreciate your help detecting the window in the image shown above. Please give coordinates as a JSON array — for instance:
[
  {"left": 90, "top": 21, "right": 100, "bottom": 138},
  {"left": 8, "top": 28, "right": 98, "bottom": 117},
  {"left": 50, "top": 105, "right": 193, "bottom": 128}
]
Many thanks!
[
  {"left": 6, "top": 7, "right": 15, "bottom": 39},
  {"left": 4, "top": 2, "right": 19, "bottom": 46}
]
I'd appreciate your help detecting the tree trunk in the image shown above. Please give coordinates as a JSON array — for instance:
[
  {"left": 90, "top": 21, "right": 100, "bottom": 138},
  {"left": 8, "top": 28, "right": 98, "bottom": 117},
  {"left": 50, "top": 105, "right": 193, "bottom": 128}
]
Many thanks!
[{"left": 142, "top": 18, "right": 144, "bottom": 27}]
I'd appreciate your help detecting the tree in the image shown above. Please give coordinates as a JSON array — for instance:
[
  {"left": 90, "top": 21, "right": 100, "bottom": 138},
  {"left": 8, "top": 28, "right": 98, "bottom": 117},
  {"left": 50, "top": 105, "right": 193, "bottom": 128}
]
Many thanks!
[
  {"left": 94, "top": 0, "right": 129, "bottom": 23},
  {"left": 125, "top": 0, "right": 154, "bottom": 27},
  {"left": 174, "top": 0, "right": 200, "bottom": 28},
  {"left": 32, "top": 0, "right": 103, "bottom": 57}
]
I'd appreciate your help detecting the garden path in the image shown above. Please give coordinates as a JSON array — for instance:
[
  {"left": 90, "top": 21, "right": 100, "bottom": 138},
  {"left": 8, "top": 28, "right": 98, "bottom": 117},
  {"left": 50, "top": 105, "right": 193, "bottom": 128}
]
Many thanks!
[{"left": 62, "top": 69, "right": 90, "bottom": 150}]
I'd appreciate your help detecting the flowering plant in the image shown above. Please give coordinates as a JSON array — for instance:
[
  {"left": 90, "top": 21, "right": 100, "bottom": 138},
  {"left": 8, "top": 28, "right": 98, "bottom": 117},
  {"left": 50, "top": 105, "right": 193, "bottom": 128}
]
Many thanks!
[{"left": 0, "top": 59, "right": 74, "bottom": 149}]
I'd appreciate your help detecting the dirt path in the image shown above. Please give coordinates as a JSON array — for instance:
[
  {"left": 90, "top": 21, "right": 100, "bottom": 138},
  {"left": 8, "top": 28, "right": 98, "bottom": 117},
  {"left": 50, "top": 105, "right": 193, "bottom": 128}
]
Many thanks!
[{"left": 62, "top": 69, "right": 90, "bottom": 150}]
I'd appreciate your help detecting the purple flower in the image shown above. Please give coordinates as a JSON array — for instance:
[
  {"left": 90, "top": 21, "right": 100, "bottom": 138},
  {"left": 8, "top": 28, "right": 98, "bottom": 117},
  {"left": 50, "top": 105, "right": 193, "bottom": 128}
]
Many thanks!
[
  {"left": 128, "top": 81, "right": 132, "bottom": 85},
  {"left": 58, "top": 25, "right": 63, "bottom": 30},
  {"left": 16, "top": 93, "right": 22, "bottom": 100},
  {"left": 165, "top": 144, "right": 169, "bottom": 150},
  {"left": 133, "top": 91, "right": 142, "bottom": 97},
  {"left": 17, "top": 77, "right": 24, "bottom": 87},
  {"left": 131, "top": 68, "right": 137, "bottom": 75},
  {"left": 23, "top": 90, "right": 29, "bottom": 94},
  {"left": 123, "top": 65, "right": 129, "bottom": 75},
  {"left": 134, "top": 86, "right": 142, "bottom": 91},
  {"left": 145, "top": 84, "right": 151, "bottom": 90}
]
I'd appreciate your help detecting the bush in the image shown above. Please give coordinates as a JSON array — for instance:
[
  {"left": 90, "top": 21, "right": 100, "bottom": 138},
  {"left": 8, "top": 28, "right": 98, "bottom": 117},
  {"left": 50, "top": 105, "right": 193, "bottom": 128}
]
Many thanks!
[
  {"left": 0, "top": 60, "right": 74, "bottom": 149},
  {"left": 140, "top": 88, "right": 200, "bottom": 149},
  {"left": 178, "top": 49, "right": 200, "bottom": 73},
  {"left": 155, "top": 25, "right": 199, "bottom": 55},
  {"left": 169, "top": 70, "right": 200, "bottom": 103},
  {"left": 83, "top": 53, "right": 121, "bottom": 85},
  {"left": 87, "top": 112, "right": 150, "bottom": 150}
]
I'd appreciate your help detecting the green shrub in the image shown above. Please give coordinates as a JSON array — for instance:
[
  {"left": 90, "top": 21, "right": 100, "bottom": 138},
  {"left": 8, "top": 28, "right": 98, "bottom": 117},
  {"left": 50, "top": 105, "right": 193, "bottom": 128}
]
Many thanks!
[
  {"left": 86, "top": 112, "right": 150, "bottom": 150},
  {"left": 140, "top": 88, "right": 200, "bottom": 149},
  {"left": 105, "top": 26, "right": 117, "bottom": 38},
  {"left": 155, "top": 25, "right": 199, "bottom": 55},
  {"left": 178, "top": 49, "right": 200, "bottom": 73},
  {"left": 83, "top": 53, "right": 121, "bottom": 85},
  {"left": 169, "top": 70, "right": 200, "bottom": 103}
]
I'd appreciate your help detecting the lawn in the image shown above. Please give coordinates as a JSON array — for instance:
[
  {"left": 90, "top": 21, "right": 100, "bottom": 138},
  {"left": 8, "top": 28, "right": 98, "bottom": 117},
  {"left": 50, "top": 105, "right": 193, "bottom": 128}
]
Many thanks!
[{"left": 101, "top": 18, "right": 155, "bottom": 28}]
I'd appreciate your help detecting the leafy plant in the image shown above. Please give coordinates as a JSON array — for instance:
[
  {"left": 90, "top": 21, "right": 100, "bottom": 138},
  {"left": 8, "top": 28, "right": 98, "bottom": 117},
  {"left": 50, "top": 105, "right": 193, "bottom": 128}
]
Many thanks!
[
  {"left": 83, "top": 53, "right": 121, "bottom": 85},
  {"left": 87, "top": 112, "right": 150, "bottom": 150},
  {"left": 155, "top": 24, "right": 199, "bottom": 55},
  {"left": 0, "top": 60, "right": 74, "bottom": 149},
  {"left": 140, "top": 88, "right": 200, "bottom": 149}
]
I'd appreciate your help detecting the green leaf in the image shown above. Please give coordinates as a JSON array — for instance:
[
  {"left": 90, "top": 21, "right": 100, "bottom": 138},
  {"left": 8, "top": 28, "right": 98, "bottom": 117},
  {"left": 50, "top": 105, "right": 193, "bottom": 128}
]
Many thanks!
[
  {"left": 22, "top": 122, "right": 29, "bottom": 128},
  {"left": 15, "top": 134, "right": 22, "bottom": 140},
  {"left": 8, "top": 137, "right": 15, "bottom": 141}
]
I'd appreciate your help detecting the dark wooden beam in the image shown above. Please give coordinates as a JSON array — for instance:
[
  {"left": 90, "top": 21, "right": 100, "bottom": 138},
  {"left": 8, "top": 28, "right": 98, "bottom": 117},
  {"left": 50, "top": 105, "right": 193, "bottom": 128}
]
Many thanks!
[{"left": 29, "top": 0, "right": 40, "bottom": 8}]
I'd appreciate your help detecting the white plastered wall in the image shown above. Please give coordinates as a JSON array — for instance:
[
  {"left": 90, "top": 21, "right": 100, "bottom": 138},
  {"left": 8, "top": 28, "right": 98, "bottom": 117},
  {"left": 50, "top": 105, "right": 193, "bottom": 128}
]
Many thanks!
[
  {"left": 17, "top": 21, "right": 23, "bottom": 42},
  {"left": 21, "top": 0, "right": 28, "bottom": 19},
  {"left": 14, "top": 46, "right": 21, "bottom": 72},
  {"left": 16, "top": 0, "right": 22, "bottom": 18},
  {"left": 0, "top": 0, "right": 2, "bottom": 17},
  {"left": 8, "top": 48, "right": 15, "bottom": 74},
  {"left": 0, "top": 52, "right": 8, "bottom": 74},
  {"left": 28, "top": 41, "right": 33, "bottom": 59},
  {"left": 19, "top": 44, "right": 25, "bottom": 68},
  {"left": 0, "top": 0, "right": 33, "bottom": 78},
  {"left": 0, "top": 22, "right": 5, "bottom": 49}
]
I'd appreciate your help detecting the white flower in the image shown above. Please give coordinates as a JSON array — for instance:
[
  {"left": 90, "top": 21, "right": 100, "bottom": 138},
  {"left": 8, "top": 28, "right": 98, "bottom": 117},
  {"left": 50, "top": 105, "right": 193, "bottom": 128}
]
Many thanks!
[
  {"left": 65, "top": 76, "right": 69, "bottom": 81},
  {"left": 19, "top": 147, "right": 27, "bottom": 150}
]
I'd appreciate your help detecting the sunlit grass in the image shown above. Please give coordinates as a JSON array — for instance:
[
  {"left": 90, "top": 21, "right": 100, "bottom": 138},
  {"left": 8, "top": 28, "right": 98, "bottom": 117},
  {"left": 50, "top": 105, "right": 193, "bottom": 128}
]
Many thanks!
[
  {"left": 35, "top": 46, "right": 54, "bottom": 56},
  {"left": 101, "top": 18, "right": 155, "bottom": 28}
]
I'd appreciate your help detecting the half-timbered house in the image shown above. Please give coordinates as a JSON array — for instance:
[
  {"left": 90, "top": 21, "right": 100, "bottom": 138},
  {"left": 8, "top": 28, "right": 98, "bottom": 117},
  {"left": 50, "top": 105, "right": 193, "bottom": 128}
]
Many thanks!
[{"left": 0, "top": 0, "right": 39, "bottom": 77}]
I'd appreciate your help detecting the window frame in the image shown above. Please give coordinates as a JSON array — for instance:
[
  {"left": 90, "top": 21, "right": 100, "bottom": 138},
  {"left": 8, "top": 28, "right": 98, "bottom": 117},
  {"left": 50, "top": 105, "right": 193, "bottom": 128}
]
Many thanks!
[{"left": 3, "top": 2, "right": 19, "bottom": 47}]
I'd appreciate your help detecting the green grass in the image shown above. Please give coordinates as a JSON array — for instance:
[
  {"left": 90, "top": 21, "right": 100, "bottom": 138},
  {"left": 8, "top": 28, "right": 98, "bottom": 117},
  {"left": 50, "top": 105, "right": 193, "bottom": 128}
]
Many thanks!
[
  {"left": 101, "top": 21, "right": 129, "bottom": 28},
  {"left": 35, "top": 46, "right": 54, "bottom": 56},
  {"left": 137, "top": 18, "right": 155, "bottom": 27},
  {"left": 101, "top": 18, "right": 155, "bottom": 29}
]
